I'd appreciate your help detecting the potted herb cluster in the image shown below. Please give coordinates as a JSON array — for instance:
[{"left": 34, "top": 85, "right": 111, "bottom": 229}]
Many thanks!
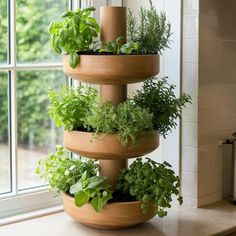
[{"left": 37, "top": 1, "right": 191, "bottom": 230}]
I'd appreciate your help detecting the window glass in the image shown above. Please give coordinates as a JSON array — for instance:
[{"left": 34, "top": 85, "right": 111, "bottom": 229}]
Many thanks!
[
  {"left": 16, "top": 0, "right": 66, "bottom": 63},
  {"left": 17, "top": 70, "right": 66, "bottom": 190},
  {"left": 0, "top": 72, "right": 10, "bottom": 194},
  {"left": 0, "top": 0, "right": 8, "bottom": 63}
]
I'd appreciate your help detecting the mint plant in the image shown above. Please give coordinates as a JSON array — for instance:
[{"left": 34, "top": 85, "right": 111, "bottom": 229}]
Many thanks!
[
  {"left": 48, "top": 7, "right": 100, "bottom": 68},
  {"left": 116, "top": 158, "right": 183, "bottom": 217},
  {"left": 132, "top": 77, "right": 191, "bottom": 137},
  {"left": 36, "top": 146, "right": 99, "bottom": 195}
]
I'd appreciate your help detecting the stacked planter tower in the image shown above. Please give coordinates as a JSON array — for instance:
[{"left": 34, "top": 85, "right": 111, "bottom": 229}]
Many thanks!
[{"left": 62, "top": 6, "right": 160, "bottom": 229}]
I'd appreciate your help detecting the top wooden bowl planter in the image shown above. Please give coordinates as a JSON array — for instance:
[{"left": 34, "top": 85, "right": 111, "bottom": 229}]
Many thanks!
[{"left": 63, "top": 54, "right": 160, "bottom": 85}]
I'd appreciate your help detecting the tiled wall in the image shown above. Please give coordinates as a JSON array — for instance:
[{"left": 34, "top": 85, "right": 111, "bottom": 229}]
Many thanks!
[
  {"left": 181, "top": 0, "right": 236, "bottom": 207},
  {"left": 198, "top": 0, "right": 236, "bottom": 206},
  {"left": 181, "top": 0, "right": 199, "bottom": 207}
]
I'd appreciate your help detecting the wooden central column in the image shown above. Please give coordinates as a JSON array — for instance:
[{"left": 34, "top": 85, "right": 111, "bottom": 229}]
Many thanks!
[{"left": 99, "top": 6, "right": 127, "bottom": 189}]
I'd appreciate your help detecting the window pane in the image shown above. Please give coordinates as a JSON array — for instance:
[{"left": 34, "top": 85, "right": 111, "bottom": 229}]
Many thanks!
[
  {"left": 16, "top": 0, "right": 66, "bottom": 63},
  {"left": 0, "top": 72, "right": 10, "bottom": 194},
  {"left": 0, "top": 0, "right": 8, "bottom": 63},
  {"left": 17, "top": 70, "right": 66, "bottom": 190}
]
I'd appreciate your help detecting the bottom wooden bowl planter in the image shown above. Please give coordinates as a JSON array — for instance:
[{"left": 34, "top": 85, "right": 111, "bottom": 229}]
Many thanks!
[
  {"left": 63, "top": 193, "right": 156, "bottom": 229},
  {"left": 64, "top": 131, "right": 159, "bottom": 159}
]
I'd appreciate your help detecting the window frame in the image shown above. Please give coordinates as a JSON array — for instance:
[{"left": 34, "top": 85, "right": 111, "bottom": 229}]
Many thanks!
[{"left": 0, "top": 0, "right": 80, "bottom": 221}]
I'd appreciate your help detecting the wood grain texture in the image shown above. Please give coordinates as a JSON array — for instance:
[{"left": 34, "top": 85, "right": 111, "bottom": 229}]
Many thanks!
[
  {"left": 100, "top": 6, "right": 126, "bottom": 44},
  {"left": 63, "top": 193, "right": 156, "bottom": 229},
  {"left": 63, "top": 54, "right": 160, "bottom": 85},
  {"left": 63, "top": 131, "right": 159, "bottom": 160}
]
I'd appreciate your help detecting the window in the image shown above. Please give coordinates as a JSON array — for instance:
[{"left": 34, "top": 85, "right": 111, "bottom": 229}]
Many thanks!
[{"left": 0, "top": 0, "right": 68, "bottom": 219}]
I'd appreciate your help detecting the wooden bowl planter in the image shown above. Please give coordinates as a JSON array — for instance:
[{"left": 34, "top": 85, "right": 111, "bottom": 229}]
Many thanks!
[
  {"left": 63, "top": 130, "right": 159, "bottom": 159},
  {"left": 63, "top": 193, "right": 156, "bottom": 229},
  {"left": 63, "top": 54, "right": 160, "bottom": 85}
]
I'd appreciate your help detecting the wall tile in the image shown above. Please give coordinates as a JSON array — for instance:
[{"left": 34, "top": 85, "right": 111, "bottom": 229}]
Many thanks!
[
  {"left": 182, "top": 39, "right": 199, "bottom": 63},
  {"left": 183, "top": 14, "right": 199, "bottom": 39},
  {"left": 182, "top": 122, "right": 198, "bottom": 147},
  {"left": 197, "top": 192, "right": 222, "bottom": 207},
  {"left": 182, "top": 171, "right": 198, "bottom": 197},
  {"left": 182, "top": 146, "right": 198, "bottom": 173},
  {"left": 198, "top": 169, "right": 222, "bottom": 197}
]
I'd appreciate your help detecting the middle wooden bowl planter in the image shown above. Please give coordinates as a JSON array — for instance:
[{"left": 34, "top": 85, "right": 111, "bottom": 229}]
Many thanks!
[
  {"left": 63, "top": 54, "right": 160, "bottom": 85},
  {"left": 64, "top": 131, "right": 159, "bottom": 159}
]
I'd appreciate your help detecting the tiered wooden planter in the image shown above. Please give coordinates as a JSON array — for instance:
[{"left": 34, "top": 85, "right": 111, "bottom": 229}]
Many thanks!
[{"left": 62, "top": 6, "right": 160, "bottom": 229}]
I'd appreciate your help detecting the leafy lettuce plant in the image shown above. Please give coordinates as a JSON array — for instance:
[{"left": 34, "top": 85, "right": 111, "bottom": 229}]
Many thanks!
[
  {"left": 116, "top": 158, "right": 183, "bottom": 217},
  {"left": 36, "top": 146, "right": 99, "bottom": 195},
  {"left": 132, "top": 77, "right": 191, "bottom": 137},
  {"left": 48, "top": 7, "right": 100, "bottom": 68}
]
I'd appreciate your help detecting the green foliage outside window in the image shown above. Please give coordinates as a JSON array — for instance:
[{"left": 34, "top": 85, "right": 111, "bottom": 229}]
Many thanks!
[{"left": 0, "top": 0, "right": 67, "bottom": 147}]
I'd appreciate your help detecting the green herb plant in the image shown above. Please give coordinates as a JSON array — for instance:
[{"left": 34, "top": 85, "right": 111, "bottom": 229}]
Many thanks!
[
  {"left": 85, "top": 100, "right": 154, "bottom": 147},
  {"left": 99, "top": 36, "right": 140, "bottom": 54},
  {"left": 48, "top": 7, "right": 100, "bottom": 68},
  {"left": 48, "top": 85, "right": 98, "bottom": 131},
  {"left": 116, "top": 158, "right": 183, "bottom": 217},
  {"left": 70, "top": 172, "right": 112, "bottom": 212},
  {"left": 48, "top": 84, "right": 154, "bottom": 148},
  {"left": 36, "top": 146, "right": 112, "bottom": 212},
  {"left": 132, "top": 77, "right": 191, "bottom": 137},
  {"left": 36, "top": 146, "right": 99, "bottom": 195},
  {"left": 127, "top": 0, "right": 172, "bottom": 54}
]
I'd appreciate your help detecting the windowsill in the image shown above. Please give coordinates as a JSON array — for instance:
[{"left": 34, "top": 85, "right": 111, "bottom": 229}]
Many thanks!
[
  {"left": 0, "top": 201, "right": 236, "bottom": 236},
  {"left": 0, "top": 205, "right": 63, "bottom": 226}
]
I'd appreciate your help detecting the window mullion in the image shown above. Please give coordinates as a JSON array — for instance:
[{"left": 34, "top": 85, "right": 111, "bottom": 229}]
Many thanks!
[{"left": 9, "top": 0, "right": 18, "bottom": 195}]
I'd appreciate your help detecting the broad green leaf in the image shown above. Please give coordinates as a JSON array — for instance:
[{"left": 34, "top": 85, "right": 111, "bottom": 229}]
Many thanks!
[
  {"left": 75, "top": 191, "right": 89, "bottom": 207},
  {"left": 69, "top": 52, "right": 79, "bottom": 68},
  {"left": 90, "top": 197, "right": 104, "bottom": 212}
]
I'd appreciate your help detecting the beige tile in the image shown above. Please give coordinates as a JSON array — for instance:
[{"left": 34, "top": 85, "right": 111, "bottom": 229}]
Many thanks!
[
  {"left": 197, "top": 191, "right": 222, "bottom": 207},
  {"left": 198, "top": 168, "right": 222, "bottom": 197},
  {"left": 199, "top": 84, "right": 219, "bottom": 98},
  {"left": 199, "top": 106, "right": 236, "bottom": 123},
  {"left": 199, "top": 40, "right": 220, "bottom": 69},
  {"left": 199, "top": 118, "right": 236, "bottom": 135},
  {"left": 198, "top": 145, "right": 222, "bottom": 173}
]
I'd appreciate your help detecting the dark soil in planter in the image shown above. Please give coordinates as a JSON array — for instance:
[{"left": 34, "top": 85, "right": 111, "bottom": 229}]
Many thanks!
[
  {"left": 108, "top": 191, "right": 137, "bottom": 203},
  {"left": 65, "top": 51, "right": 157, "bottom": 56},
  {"left": 66, "top": 191, "right": 137, "bottom": 203}
]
